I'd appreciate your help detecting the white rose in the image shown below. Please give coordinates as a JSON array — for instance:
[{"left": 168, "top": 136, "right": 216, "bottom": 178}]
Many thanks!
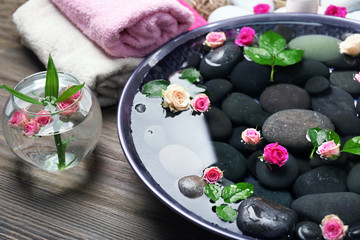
[
  {"left": 162, "top": 84, "right": 190, "bottom": 112},
  {"left": 339, "top": 34, "right": 360, "bottom": 56}
]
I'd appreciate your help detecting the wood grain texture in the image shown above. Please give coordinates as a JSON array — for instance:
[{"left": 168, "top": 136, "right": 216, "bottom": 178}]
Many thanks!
[{"left": 0, "top": 1, "right": 227, "bottom": 239}]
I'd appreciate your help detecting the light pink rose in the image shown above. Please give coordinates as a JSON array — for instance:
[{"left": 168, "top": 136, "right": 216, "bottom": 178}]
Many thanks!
[
  {"left": 162, "top": 84, "right": 191, "bottom": 112},
  {"left": 202, "top": 167, "right": 223, "bottom": 183},
  {"left": 204, "top": 32, "right": 226, "bottom": 48},
  {"left": 253, "top": 4, "right": 270, "bottom": 14},
  {"left": 263, "top": 142, "right": 288, "bottom": 167},
  {"left": 317, "top": 140, "right": 340, "bottom": 160},
  {"left": 325, "top": 5, "right": 347, "bottom": 18},
  {"left": 235, "top": 27, "right": 256, "bottom": 47},
  {"left": 191, "top": 94, "right": 210, "bottom": 112},
  {"left": 65, "top": 85, "right": 82, "bottom": 102},
  {"left": 241, "top": 128, "right": 261, "bottom": 145},
  {"left": 35, "top": 110, "right": 53, "bottom": 126},
  {"left": 320, "top": 214, "right": 348, "bottom": 240},
  {"left": 340, "top": 34, "right": 360, "bottom": 56},
  {"left": 22, "top": 118, "right": 40, "bottom": 137},
  {"left": 355, "top": 73, "right": 360, "bottom": 84},
  {"left": 57, "top": 100, "right": 79, "bottom": 117},
  {"left": 8, "top": 111, "right": 29, "bottom": 128}
]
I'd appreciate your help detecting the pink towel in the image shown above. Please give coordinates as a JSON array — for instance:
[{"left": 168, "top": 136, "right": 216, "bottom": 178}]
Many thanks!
[
  {"left": 177, "top": 0, "right": 208, "bottom": 31},
  {"left": 50, "top": 0, "right": 194, "bottom": 58}
]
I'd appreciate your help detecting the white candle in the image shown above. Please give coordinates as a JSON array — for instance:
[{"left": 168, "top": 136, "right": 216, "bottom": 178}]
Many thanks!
[{"left": 286, "top": 0, "right": 319, "bottom": 13}]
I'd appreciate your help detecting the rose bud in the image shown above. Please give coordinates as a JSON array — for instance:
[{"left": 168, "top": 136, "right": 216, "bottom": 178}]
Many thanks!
[
  {"left": 8, "top": 110, "right": 29, "bottom": 128},
  {"left": 22, "top": 118, "right": 40, "bottom": 137},
  {"left": 191, "top": 94, "right": 210, "bottom": 113},
  {"left": 320, "top": 214, "right": 348, "bottom": 240},
  {"left": 241, "top": 128, "right": 261, "bottom": 145},
  {"left": 35, "top": 110, "right": 53, "bottom": 126},
  {"left": 263, "top": 142, "right": 288, "bottom": 167},
  {"left": 162, "top": 84, "right": 191, "bottom": 112},
  {"left": 202, "top": 167, "right": 223, "bottom": 184},
  {"left": 235, "top": 26, "right": 256, "bottom": 47},
  {"left": 204, "top": 32, "right": 226, "bottom": 48},
  {"left": 317, "top": 140, "right": 340, "bottom": 160}
]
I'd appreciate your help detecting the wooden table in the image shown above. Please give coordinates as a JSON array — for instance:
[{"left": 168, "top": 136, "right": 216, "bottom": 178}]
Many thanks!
[{"left": 0, "top": 1, "right": 227, "bottom": 239}]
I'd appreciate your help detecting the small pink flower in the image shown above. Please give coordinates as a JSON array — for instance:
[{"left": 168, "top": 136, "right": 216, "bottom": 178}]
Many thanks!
[
  {"left": 263, "top": 142, "right": 288, "bottom": 167},
  {"left": 204, "top": 32, "right": 226, "bottom": 48},
  {"left": 57, "top": 100, "right": 79, "bottom": 117},
  {"left": 235, "top": 27, "right": 256, "bottom": 47},
  {"left": 354, "top": 73, "right": 360, "bottom": 84},
  {"left": 191, "top": 94, "right": 210, "bottom": 112},
  {"left": 8, "top": 111, "right": 29, "bottom": 128},
  {"left": 22, "top": 118, "right": 40, "bottom": 137},
  {"left": 317, "top": 140, "right": 340, "bottom": 160},
  {"left": 202, "top": 167, "right": 223, "bottom": 183},
  {"left": 325, "top": 5, "right": 347, "bottom": 18},
  {"left": 241, "top": 128, "right": 261, "bottom": 145},
  {"left": 253, "top": 3, "right": 271, "bottom": 14},
  {"left": 35, "top": 110, "right": 53, "bottom": 126},
  {"left": 65, "top": 85, "right": 82, "bottom": 102},
  {"left": 320, "top": 214, "right": 348, "bottom": 240}
]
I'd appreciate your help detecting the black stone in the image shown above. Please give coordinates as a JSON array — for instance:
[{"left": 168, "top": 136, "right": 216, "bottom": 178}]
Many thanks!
[
  {"left": 293, "top": 166, "right": 347, "bottom": 198},
  {"left": 247, "top": 150, "right": 263, "bottom": 178},
  {"left": 178, "top": 175, "right": 207, "bottom": 198},
  {"left": 304, "top": 76, "right": 330, "bottom": 95},
  {"left": 230, "top": 60, "right": 271, "bottom": 97},
  {"left": 347, "top": 163, "right": 360, "bottom": 195},
  {"left": 295, "top": 221, "right": 322, "bottom": 240},
  {"left": 347, "top": 222, "right": 360, "bottom": 240},
  {"left": 204, "top": 107, "right": 232, "bottom": 141},
  {"left": 259, "top": 84, "right": 311, "bottom": 113},
  {"left": 273, "top": 25, "right": 297, "bottom": 42},
  {"left": 330, "top": 70, "right": 360, "bottom": 96},
  {"left": 294, "top": 156, "right": 312, "bottom": 175},
  {"left": 199, "top": 43, "right": 242, "bottom": 80},
  {"left": 357, "top": 97, "right": 360, "bottom": 114},
  {"left": 204, "top": 78, "right": 233, "bottom": 105},
  {"left": 309, "top": 153, "right": 348, "bottom": 168},
  {"left": 237, "top": 197, "right": 297, "bottom": 239},
  {"left": 243, "top": 109, "right": 271, "bottom": 129},
  {"left": 330, "top": 112, "right": 360, "bottom": 136},
  {"left": 184, "top": 53, "right": 201, "bottom": 69},
  {"left": 291, "top": 192, "right": 360, "bottom": 225}
]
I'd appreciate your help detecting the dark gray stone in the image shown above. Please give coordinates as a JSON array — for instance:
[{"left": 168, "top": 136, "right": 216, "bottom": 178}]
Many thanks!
[
  {"left": 347, "top": 163, "right": 360, "bottom": 194},
  {"left": 247, "top": 150, "right": 263, "bottom": 177},
  {"left": 330, "top": 71, "right": 360, "bottom": 96},
  {"left": 295, "top": 221, "right": 322, "bottom": 240},
  {"left": 204, "top": 107, "right": 232, "bottom": 141},
  {"left": 309, "top": 153, "right": 348, "bottom": 168},
  {"left": 273, "top": 25, "right": 296, "bottom": 42},
  {"left": 304, "top": 76, "right": 330, "bottom": 95},
  {"left": 237, "top": 197, "right": 297, "bottom": 239},
  {"left": 357, "top": 97, "right": 360, "bottom": 114},
  {"left": 347, "top": 222, "right": 360, "bottom": 240},
  {"left": 204, "top": 78, "right": 233, "bottom": 105},
  {"left": 178, "top": 175, "right": 206, "bottom": 198},
  {"left": 330, "top": 113, "right": 360, "bottom": 137},
  {"left": 294, "top": 156, "right": 312, "bottom": 175}
]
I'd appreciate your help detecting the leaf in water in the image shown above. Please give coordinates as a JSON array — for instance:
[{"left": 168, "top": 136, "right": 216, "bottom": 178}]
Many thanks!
[
  {"left": 55, "top": 83, "right": 85, "bottom": 103},
  {"left": 259, "top": 31, "right": 287, "bottom": 55},
  {"left": 204, "top": 183, "right": 222, "bottom": 202},
  {"left": 274, "top": 49, "right": 304, "bottom": 66},
  {"left": 216, "top": 205, "right": 237, "bottom": 223},
  {"left": 180, "top": 68, "right": 200, "bottom": 83},
  {"left": 0, "top": 85, "right": 43, "bottom": 105},
  {"left": 45, "top": 55, "right": 59, "bottom": 98},
  {"left": 244, "top": 47, "right": 273, "bottom": 65},
  {"left": 141, "top": 79, "right": 169, "bottom": 98},
  {"left": 326, "top": 130, "right": 341, "bottom": 145},
  {"left": 342, "top": 136, "right": 360, "bottom": 155},
  {"left": 222, "top": 183, "right": 254, "bottom": 203}
]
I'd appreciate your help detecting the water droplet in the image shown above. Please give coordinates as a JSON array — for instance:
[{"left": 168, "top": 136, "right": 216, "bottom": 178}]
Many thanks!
[{"left": 135, "top": 103, "right": 146, "bottom": 113}]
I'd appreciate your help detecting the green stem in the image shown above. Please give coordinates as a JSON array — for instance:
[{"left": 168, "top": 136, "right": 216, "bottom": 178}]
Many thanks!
[
  {"left": 54, "top": 133, "right": 66, "bottom": 170},
  {"left": 270, "top": 65, "right": 275, "bottom": 82}
]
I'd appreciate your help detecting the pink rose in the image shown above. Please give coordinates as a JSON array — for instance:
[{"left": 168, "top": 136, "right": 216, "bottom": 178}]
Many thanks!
[
  {"left": 263, "top": 142, "right": 288, "bottom": 167},
  {"left": 235, "top": 27, "right": 256, "bottom": 47},
  {"left": 325, "top": 5, "right": 347, "bottom": 18},
  {"left": 8, "top": 111, "right": 29, "bottom": 128},
  {"left": 57, "top": 100, "right": 79, "bottom": 117},
  {"left": 354, "top": 73, "right": 360, "bottom": 84},
  {"left": 202, "top": 167, "right": 223, "bottom": 183},
  {"left": 35, "top": 110, "right": 53, "bottom": 126},
  {"left": 320, "top": 214, "right": 348, "bottom": 240},
  {"left": 191, "top": 94, "right": 210, "bottom": 112},
  {"left": 253, "top": 4, "right": 271, "bottom": 14},
  {"left": 241, "top": 128, "right": 261, "bottom": 145},
  {"left": 204, "top": 32, "right": 226, "bottom": 48},
  {"left": 22, "top": 118, "right": 40, "bottom": 137},
  {"left": 317, "top": 140, "right": 340, "bottom": 160},
  {"left": 65, "top": 85, "right": 82, "bottom": 102}
]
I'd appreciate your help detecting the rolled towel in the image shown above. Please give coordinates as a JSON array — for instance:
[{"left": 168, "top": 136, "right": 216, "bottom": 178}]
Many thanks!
[
  {"left": 50, "top": 0, "right": 194, "bottom": 58},
  {"left": 177, "top": 0, "right": 208, "bottom": 30},
  {"left": 13, "top": 0, "right": 143, "bottom": 107}
]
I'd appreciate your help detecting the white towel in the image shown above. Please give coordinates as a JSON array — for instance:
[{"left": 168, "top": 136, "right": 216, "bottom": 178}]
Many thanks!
[{"left": 13, "top": 0, "right": 144, "bottom": 107}]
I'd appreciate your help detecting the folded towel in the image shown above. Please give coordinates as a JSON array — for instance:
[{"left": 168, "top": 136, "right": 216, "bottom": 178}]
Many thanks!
[
  {"left": 177, "top": 0, "right": 208, "bottom": 30},
  {"left": 50, "top": 0, "right": 194, "bottom": 58},
  {"left": 13, "top": 0, "right": 143, "bottom": 107}
]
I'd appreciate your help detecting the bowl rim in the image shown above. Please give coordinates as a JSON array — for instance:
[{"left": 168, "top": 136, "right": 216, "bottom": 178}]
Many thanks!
[{"left": 117, "top": 13, "right": 360, "bottom": 240}]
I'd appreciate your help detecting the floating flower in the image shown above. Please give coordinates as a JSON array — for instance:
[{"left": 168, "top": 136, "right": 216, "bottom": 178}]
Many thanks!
[
  {"left": 202, "top": 166, "right": 223, "bottom": 183},
  {"left": 35, "top": 110, "right": 53, "bottom": 126},
  {"left": 162, "top": 84, "right": 191, "bottom": 112},
  {"left": 235, "top": 27, "right": 255, "bottom": 47},
  {"left": 241, "top": 128, "right": 261, "bottom": 145},
  {"left": 263, "top": 142, "right": 288, "bottom": 167},
  {"left": 339, "top": 34, "right": 360, "bottom": 56},
  {"left": 22, "top": 118, "right": 40, "bottom": 137},
  {"left": 320, "top": 214, "right": 348, "bottom": 240},
  {"left": 204, "top": 32, "right": 226, "bottom": 48},
  {"left": 253, "top": 3, "right": 270, "bottom": 14},
  {"left": 355, "top": 72, "right": 360, "bottom": 84},
  {"left": 317, "top": 140, "right": 340, "bottom": 160},
  {"left": 324, "top": 5, "right": 347, "bottom": 18},
  {"left": 8, "top": 110, "right": 29, "bottom": 128},
  {"left": 57, "top": 100, "right": 79, "bottom": 117},
  {"left": 191, "top": 93, "right": 210, "bottom": 112}
]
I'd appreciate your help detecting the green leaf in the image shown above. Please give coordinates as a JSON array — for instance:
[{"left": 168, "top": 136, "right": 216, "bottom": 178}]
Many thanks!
[
  {"left": 55, "top": 83, "right": 85, "bottom": 103},
  {"left": 274, "top": 49, "right": 304, "bottom": 66},
  {"left": 244, "top": 47, "right": 273, "bottom": 65},
  {"left": 259, "top": 31, "right": 287, "bottom": 55},
  {"left": 45, "top": 55, "right": 59, "bottom": 98},
  {"left": 141, "top": 79, "right": 169, "bottom": 98},
  {"left": 216, "top": 205, "right": 237, "bottom": 223},
  {"left": 342, "top": 136, "right": 360, "bottom": 155},
  {"left": 222, "top": 183, "right": 254, "bottom": 203},
  {"left": 180, "top": 68, "right": 200, "bottom": 83},
  {"left": 326, "top": 130, "right": 341, "bottom": 145},
  {"left": 204, "top": 184, "right": 222, "bottom": 202},
  {"left": 0, "top": 85, "right": 43, "bottom": 105}
]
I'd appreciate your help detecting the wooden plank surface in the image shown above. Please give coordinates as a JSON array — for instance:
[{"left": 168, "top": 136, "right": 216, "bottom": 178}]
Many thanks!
[{"left": 0, "top": 1, "right": 227, "bottom": 239}]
